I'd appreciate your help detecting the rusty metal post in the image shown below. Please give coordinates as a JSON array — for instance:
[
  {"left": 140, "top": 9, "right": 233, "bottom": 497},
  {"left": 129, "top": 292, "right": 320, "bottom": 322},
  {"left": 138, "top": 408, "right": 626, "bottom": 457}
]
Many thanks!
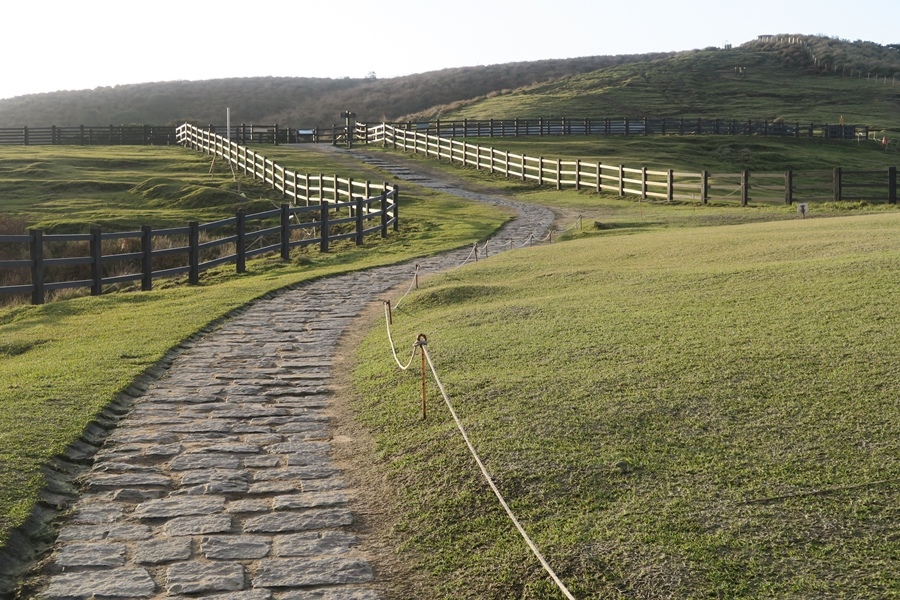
[{"left": 417, "top": 334, "right": 428, "bottom": 420}]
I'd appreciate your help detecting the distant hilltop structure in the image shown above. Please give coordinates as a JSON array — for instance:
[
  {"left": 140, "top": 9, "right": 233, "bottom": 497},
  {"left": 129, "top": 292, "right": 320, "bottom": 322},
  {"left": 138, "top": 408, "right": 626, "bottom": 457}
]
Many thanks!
[{"left": 758, "top": 34, "right": 775, "bottom": 41}]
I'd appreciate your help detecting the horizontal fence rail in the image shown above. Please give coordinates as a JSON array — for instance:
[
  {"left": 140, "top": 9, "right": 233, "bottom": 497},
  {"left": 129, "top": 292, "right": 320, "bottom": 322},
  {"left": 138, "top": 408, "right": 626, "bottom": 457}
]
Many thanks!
[
  {"left": 365, "top": 123, "right": 897, "bottom": 206},
  {"left": 0, "top": 126, "right": 398, "bottom": 304},
  {"left": 0, "top": 117, "right": 878, "bottom": 146},
  {"left": 0, "top": 124, "right": 353, "bottom": 146},
  {"left": 363, "top": 117, "right": 872, "bottom": 141}
]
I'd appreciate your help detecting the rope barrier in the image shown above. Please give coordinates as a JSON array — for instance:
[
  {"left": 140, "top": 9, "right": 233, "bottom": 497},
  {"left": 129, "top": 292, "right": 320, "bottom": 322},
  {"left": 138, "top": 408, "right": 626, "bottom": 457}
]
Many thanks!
[
  {"left": 419, "top": 343, "right": 577, "bottom": 600},
  {"left": 393, "top": 264, "right": 420, "bottom": 309},
  {"left": 383, "top": 301, "right": 419, "bottom": 370},
  {"left": 376, "top": 256, "right": 576, "bottom": 598}
]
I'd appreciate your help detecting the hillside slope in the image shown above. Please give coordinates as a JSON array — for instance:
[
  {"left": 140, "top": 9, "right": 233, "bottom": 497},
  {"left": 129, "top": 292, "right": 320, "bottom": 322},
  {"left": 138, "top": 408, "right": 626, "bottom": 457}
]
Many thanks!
[
  {"left": 0, "top": 54, "right": 671, "bottom": 128},
  {"left": 406, "top": 35, "right": 900, "bottom": 130}
]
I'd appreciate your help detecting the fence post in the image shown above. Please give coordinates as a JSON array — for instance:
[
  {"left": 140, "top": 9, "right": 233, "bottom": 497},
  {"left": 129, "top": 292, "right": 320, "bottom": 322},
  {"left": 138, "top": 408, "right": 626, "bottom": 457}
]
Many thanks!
[
  {"left": 641, "top": 167, "right": 648, "bottom": 200},
  {"left": 141, "top": 225, "right": 153, "bottom": 291},
  {"left": 741, "top": 171, "right": 750, "bottom": 206},
  {"left": 320, "top": 201, "right": 330, "bottom": 252},
  {"left": 890, "top": 167, "right": 897, "bottom": 204},
  {"left": 667, "top": 169, "right": 674, "bottom": 202},
  {"left": 392, "top": 183, "right": 400, "bottom": 232},
  {"left": 701, "top": 170, "right": 709, "bottom": 204},
  {"left": 90, "top": 227, "right": 102, "bottom": 296},
  {"left": 596, "top": 162, "right": 603, "bottom": 193},
  {"left": 380, "top": 191, "right": 389, "bottom": 238},
  {"left": 618, "top": 165, "right": 625, "bottom": 197},
  {"left": 29, "top": 229, "right": 44, "bottom": 305},
  {"left": 785, "top": 170, "right": 794, "bottom": 204},
  {"left": 189, "top": 221, "right": 200, "bottom": 285},
  {"left": 281, "top": 204, "right": 291, "bottom": 260},
  {"left": 556, "top": 159, "right": 562, "bottom": 190},
  {"left": 355, "top": 198, "right": 364, "bottom": 245},
  {"left": 575, "top": 159, "right": 581, "bottom": 191},
  {"left": 236, "top": 210, "right": 246, "bottom": 274},
  {"left": 833, "top": 167, "right": 842, "bottom": 201},
  {"left": 23, "top": 126, "right": 29, "bottom": 146}
]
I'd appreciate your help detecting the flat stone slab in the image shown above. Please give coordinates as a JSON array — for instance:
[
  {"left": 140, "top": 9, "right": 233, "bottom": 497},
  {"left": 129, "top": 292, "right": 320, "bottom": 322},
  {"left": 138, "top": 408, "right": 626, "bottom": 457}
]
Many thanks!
[
  {"left": 54, "top": 542, "right": 126, "bottom": 567},
  {"left": 134, "top": 496, "right": 226, "bottom": 519},
  {"left": 274, "top": 531, "right": 358, "bottom": 556},
  {"left": 163, "top": 514, "right": 233, "bottom": 536},
  {"left": 253, "top": 557, "right": 374, "bottom": 587},
  {"left": 56, "top": 523, "right": 152, "bottom": 542},
  {"left": 271, "top": 492, "right": 349, "bottom": 510},
  {"left": 201, "top": 535, "right": 272, "bottom": 559},
  {"left": 69, "top": 504, "right": 124, "bottom": 524},
  {"left": 134, "top": 538, "right": 193, "bottom": 564},
  {"left": 86, "top": 472, "right": 171, "bottom": 489},
  {"left": 46, "top": 568, "right": 156, "bottom": 598},
  {"left": 166, "top": 562, "right": 246, "bottom": 595},
  {"left": 243, "top": 509, "right": 353, "bottom": 533}
]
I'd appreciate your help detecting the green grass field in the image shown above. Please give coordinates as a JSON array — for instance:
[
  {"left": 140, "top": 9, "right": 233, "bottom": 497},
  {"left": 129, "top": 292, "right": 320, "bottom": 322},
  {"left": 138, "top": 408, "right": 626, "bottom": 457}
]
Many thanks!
[
  {"left": 458, "top": 135, "right": 900, "bottom": 173},
  {"left": 351, "top": 212, "right": 900, "bottom": 599}
]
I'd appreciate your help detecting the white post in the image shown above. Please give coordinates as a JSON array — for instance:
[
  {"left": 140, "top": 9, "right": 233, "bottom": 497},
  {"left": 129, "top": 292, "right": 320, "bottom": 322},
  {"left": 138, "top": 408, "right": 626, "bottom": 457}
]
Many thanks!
[{"left": 226, "top": 107, "right": 231, "bottom": 143}]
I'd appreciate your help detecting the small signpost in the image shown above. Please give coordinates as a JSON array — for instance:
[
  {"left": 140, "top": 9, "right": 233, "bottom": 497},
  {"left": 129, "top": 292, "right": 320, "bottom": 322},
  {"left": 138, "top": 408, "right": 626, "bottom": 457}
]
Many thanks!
[{"left": 340, "top": 110, "right": 356, "bottom": 148}]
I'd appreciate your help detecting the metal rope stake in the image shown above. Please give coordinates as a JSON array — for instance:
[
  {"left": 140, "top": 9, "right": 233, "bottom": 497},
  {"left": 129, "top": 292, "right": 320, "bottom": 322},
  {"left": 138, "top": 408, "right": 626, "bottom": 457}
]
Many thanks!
[{"left": 416, "top": 334, "right": 428, "bottom": 419}]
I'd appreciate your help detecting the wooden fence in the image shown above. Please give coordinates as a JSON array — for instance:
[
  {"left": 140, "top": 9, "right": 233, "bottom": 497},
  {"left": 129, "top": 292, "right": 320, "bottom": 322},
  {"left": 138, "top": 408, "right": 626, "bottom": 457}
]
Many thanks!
[
  {"left": 0, "top": 125, "right": 398, "bottom": 305},
  {"left": 366, "top": 117, "right": 871, "bottom": 140},
  {"left": 365, "top": 123, "right": 898, "bottom": 205},
  {"left": 0, "top": 125, "right": 180, "bottom": 146},
  {"left": 0, "top": 124, "right": 350, "bottom": 146},
  {"left": 0, "top": 117, "right": 874, "bottom": 146}
]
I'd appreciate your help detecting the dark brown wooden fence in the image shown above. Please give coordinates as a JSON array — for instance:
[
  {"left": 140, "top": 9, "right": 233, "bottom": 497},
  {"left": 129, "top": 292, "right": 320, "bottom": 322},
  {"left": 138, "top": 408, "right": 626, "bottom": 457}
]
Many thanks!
[
  {"left": 0, "top": 197, "right": 398, "bottom": 305},
  {"left": 0, "top": 125, "right": 399, "bottom": 304},
  {"left": 367, "top": 124, "right": 897, "bottom": 205},
  {"left": 0, "top": 124, "right": 354, "bottom": 146},
  {"left": 0, "top": 117, "right": 874, "bottom": 146},
  {"left": 364, "top": 118, "right": 871, "bottom": 140}
]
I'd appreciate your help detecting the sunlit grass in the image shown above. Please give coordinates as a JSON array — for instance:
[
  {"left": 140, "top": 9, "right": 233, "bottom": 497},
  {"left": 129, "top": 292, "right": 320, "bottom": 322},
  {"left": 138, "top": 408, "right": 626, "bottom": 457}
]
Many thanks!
[{"left": 352, "top": 213, "right": 900, "bottom": 598}]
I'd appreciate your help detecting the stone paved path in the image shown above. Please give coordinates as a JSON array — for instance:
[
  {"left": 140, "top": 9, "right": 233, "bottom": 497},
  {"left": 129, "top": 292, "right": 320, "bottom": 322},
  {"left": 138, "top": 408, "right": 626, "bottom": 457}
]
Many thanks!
[{"left": 33, "top": 149, "right": 554, "bottom": 599}]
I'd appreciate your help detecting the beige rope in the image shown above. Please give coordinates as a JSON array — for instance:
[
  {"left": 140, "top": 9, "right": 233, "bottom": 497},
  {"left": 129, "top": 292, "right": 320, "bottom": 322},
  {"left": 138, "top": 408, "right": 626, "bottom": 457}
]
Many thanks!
[{"left": 420, "top": 343, "right": 577, "bottom": 600}]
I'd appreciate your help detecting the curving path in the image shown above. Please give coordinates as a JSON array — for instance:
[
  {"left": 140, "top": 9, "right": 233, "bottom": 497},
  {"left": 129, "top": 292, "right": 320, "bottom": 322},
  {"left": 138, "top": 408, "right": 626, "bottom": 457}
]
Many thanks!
[{"left": 29, "top": 148, "right": 554, "bottom": 599}]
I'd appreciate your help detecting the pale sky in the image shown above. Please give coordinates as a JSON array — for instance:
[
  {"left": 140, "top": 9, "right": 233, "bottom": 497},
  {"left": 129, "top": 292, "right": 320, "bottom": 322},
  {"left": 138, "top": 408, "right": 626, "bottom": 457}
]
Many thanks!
[{"left": 2, "top": 0, "right": 897, "bottom": 100}]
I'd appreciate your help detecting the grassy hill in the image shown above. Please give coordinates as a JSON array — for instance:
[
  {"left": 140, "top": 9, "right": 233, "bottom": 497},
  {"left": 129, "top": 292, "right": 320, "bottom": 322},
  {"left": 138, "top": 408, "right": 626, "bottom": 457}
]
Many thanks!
[
  {"left": 0, "top": 54, "right": 672, "bottom": 128},
  {"left": 3, "top": 35, "right": 898, "bottom": 133},
  {"left": 403, "top": 35, "right": 900, "bottom": 132}
]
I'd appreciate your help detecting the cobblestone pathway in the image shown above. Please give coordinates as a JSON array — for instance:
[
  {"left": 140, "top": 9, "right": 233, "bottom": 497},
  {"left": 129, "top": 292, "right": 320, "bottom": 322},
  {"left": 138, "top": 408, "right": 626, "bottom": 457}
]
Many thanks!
[{"left": 32, "top": 149, "right": 554, "bottom": 599}]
